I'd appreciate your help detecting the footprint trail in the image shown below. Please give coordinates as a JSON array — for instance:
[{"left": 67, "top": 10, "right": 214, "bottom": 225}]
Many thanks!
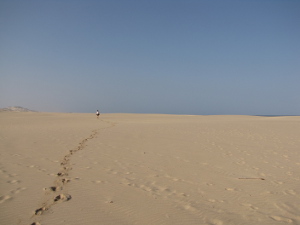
[{"left": 30, "top": 129, "right": 99, "bottom": 224}]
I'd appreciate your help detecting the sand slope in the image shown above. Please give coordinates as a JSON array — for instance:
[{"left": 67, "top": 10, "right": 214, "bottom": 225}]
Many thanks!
[{"left": 1, "top": 113, "right": 299, "bottom": 225}]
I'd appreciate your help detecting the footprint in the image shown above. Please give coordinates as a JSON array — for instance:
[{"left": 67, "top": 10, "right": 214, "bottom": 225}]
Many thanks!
[
  {"left": 54, "top": 194, "right": 72, "bottom": 202},
  {"left": 35, "top": 207, "right": 47, "bottom": 215},
  {"left": 11, "top": 187, "right": 26, "bottom": 194},
  {"left": 241, "top": 203, "right": 258, "bottom": 210},
  {"left": 0, "top": 195, "right": 12, "bottom": 203},
  {"left": 57, "top": 172, "right": 67, "bottom": 177},
  {"left": 43, "top": 186, "right": 59, "bottom": 192},
  {"left": 29, "top": 165, "right": 38, "bottom": 168},
  {"left": 0, "top": 169, "right": 18, "bottom": 178},
  {"left": 61, "top": 178, "right": 71, "bottom": 184},
  {"left": 207, "top": 199, "right": 224, "bottom": 203},
  {"left": 31, "top": 129, "right": 99, "bottom": 219},
  {"left": 272, "top": 181, "right": 283, "bottom": 185},
  {"left": 225, "top": 188, "right": 235, "bottom": 191},
  {"left": 92, "top": 180, "right": 107, "bottom": 184},
  {"left": 270, "top": 215, "right": 293, "bottom": 223},
  {"left": 183, "top": 204, "right": 196, "bottom": 211},
  {"left": 34, "top": 193, "right": 71, "bottom": 216},
  {"left": 283, "top": 189, "right": 297, "bottom": 196},
  {"left": 7, "top": 179, "right": 20, "bottom": 184},
  {"left": 179, "top": 192, "right": 189, "bottom": 197},
  {"left": 31, "top": 222, "right": 41, "bottom": 225}
]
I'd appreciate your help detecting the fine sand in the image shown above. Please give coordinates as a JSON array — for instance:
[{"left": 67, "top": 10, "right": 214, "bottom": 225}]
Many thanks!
[{"left": 0, "top": 112, "right": 300, "bottom": 225}]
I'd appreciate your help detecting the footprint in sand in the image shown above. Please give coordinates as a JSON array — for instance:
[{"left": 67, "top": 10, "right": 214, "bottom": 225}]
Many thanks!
[
  {"left": 29, "top": 165, "right": 37, "bottom": 168},
  {"left": 183, "top": 204, "right": 196, "bottom": 211},
  {"left": 92, "top": 180, "right": 107, "bottom": 184},
  {"left": 283, "top": 189, "right": 297, "bottom": 196},
  {"left": 272, "top": 180, "right": 283, "bottom": 185},
  {"left": 35, "top": 207, "right": 47, "bottom": 215},
  {"left": 43, "top": 186, "right": 60, "bottom": 192},
  {"left": 31, "top": 129, "right": 99, "bottom": 221},
  {"left": 57, "top": 172, "right": 67, "bottom": 177},
  {"left": 54, "top": 193, "right": 72, "bottom": 202},
  {"left": 241, "top": 203, "right": 258, "bottom": 210},
  {"left": 7, "top": 179, "right": 21, "bottom": 184},
  {"left": 34, "top": 194, "right": 72, "bottom": 215},
  {"left": 0, "top": 187, "right": 26, "bottom": 204},
  {"left": 0, "top": 195, "right": 12, "bottom": 203},
  {"left": 225, "top": 188, "right": 236, "bottom": 191},
  {"left": 61, "top": 178, "right": 71, "bottom": 184},
  {"left": 207, "top": 199, "right": 224, "bottom": 203},
  {"left": 10, "top": 187, "right": 26, "bottom": 194},
  {"left": 30, "top": 222, "right": 41, "bottom": 225},
  {"left": 270, "top": 215, "right": 293, "bottom": 223},
  {"left": 0, "top": 169, "right": 17, "bottom": 178}
]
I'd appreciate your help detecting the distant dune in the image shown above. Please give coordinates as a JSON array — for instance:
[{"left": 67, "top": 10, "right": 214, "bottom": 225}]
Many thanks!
[{"left": 0, "top": 106, "right": 37, "bottom": 112}]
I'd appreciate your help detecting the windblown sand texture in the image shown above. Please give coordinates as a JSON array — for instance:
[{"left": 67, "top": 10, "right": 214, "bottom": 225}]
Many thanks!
[{"left": 1, "top": 112, "right": 300, "bottom": 225}]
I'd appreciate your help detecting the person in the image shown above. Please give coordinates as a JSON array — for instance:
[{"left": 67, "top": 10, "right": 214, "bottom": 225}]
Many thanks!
[{"left": 96, "top": 110, "right": 100, "bottom": 118}]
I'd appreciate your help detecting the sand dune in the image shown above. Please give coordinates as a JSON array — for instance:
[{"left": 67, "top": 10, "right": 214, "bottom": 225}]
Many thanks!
[{"left": 0, "top": 112, "right": 299, "bottom": 225}]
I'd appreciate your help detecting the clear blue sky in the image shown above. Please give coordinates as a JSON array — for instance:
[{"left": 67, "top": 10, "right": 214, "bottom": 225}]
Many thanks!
[{"left": 1, "top": 0, "right": 299, "bottom": 115}]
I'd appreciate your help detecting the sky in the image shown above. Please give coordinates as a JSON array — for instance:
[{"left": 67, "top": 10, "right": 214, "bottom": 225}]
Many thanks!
[{"left": 1, "top": 0, "right": 299, "bottom": 115}]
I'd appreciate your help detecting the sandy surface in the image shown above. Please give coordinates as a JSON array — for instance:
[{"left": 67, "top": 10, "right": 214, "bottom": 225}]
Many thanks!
[{"left": 1, "top": 112, "right": 300, "bottom": 225}]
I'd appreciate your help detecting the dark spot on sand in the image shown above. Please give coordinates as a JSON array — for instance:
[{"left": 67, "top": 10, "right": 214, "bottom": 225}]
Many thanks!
[{"left": 50, "top": 186, "right": 57, "bottom": 191}]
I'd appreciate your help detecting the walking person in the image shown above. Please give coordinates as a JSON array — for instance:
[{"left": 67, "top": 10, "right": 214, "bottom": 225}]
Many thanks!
[{"left": 96, "top": 110, "right": 100, "bottom": 119}]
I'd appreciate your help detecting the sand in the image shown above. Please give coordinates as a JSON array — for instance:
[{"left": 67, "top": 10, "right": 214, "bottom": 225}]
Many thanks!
[{"left": 0, "top": 112, "right": 300, "bottom": 225}]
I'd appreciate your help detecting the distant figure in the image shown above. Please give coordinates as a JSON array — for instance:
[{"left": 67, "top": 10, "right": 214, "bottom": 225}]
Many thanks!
[{"left": 96, "top": 110, "right": 100, "bottom": 119}]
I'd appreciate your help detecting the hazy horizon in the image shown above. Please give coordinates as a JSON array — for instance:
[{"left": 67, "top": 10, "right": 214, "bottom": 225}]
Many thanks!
[
  {"left": 2, "top": 106, "right": 300, "bottom": 117},
  {"left": 1, "top": 1, "right": 299, "bottom": 115}
]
